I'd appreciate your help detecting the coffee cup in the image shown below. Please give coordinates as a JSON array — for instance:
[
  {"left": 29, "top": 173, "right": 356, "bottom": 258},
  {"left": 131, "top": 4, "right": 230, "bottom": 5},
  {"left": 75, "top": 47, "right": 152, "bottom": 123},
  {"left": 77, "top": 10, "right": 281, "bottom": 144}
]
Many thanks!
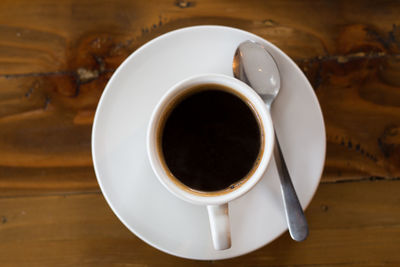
[{"left": 147, "top": 73, "right": 274, "bottom": 250}]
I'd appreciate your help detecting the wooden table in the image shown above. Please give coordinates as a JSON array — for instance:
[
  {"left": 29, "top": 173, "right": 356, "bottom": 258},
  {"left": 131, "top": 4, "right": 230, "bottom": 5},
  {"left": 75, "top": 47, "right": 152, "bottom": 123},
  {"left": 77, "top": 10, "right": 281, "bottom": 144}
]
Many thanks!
[{"left": 1, "top": 1, "right": 399, "bottom": 266}]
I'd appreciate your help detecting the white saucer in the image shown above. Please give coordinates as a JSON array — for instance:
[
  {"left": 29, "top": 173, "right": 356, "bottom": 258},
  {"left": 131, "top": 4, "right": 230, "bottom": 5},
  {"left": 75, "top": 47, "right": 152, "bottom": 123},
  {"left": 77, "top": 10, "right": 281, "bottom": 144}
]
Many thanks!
[{"left": 92, "top": 26, "right": 326, "bottom": 260}]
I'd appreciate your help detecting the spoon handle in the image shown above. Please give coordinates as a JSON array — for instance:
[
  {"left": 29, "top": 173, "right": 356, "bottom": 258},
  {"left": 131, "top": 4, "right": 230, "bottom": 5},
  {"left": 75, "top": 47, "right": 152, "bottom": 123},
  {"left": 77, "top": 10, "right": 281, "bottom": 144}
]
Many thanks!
[{"left": 273, "top": 132, "right": 309, "bottom": 241}]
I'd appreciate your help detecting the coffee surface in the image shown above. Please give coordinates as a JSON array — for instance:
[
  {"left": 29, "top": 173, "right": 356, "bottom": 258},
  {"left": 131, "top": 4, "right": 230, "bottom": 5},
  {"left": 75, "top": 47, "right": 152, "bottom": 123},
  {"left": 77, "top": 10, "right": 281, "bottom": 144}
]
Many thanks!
[{"left": 161, "top": 86, "right": 261, "bottom": 192}]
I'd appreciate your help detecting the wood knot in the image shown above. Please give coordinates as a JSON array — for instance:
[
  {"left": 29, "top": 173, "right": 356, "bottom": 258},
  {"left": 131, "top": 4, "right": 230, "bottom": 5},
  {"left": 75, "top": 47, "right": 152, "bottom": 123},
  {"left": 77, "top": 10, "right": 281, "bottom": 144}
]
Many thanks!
[
  {"left": 76, "top": 68, "right": 99, "bottom": 83},
  {"left": 175, "top": 0, "right": 195, "bottom": 8},
  {"left": 262, "top": 19, "right": 277, "bottom": 26},
  {"left": 320, "top": 205, "right": 329, "bottom": 212}
]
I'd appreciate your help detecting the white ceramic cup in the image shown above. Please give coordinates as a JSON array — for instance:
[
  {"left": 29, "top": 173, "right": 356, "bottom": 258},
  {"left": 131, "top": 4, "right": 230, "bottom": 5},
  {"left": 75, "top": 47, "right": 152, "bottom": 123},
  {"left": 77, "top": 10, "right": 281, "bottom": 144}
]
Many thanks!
[{"left": 147, "top": 74, "right": 274, "bottom": 250}]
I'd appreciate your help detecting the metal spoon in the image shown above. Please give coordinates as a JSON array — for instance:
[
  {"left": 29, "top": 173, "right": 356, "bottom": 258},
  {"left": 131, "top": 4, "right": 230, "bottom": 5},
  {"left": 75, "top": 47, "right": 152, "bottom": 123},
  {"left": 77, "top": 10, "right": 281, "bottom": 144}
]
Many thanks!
[{"left": 233, "top": 40, "right": 309, "bottom": 241}]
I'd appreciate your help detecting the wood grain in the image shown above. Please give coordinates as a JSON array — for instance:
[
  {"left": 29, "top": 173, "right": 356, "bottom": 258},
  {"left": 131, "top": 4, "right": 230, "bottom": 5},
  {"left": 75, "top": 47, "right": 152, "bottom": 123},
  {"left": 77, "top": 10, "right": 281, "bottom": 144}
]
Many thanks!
[
  {"left": 0, "top": 0, "right": 400, "bottom": 265},
  {"left": 0, "top": 0, "right": 399, "bottom": 196},
  {"left": 1, "top": 181, "right": 399, "bottom": 266}
]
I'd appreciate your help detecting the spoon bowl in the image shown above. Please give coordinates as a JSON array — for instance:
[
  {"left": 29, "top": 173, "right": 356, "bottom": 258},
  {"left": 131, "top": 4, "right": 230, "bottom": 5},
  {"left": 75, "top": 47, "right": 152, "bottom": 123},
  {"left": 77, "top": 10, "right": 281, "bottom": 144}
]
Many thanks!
[{"left": 233, "top": 41, "right": 280, "bottom": 108}]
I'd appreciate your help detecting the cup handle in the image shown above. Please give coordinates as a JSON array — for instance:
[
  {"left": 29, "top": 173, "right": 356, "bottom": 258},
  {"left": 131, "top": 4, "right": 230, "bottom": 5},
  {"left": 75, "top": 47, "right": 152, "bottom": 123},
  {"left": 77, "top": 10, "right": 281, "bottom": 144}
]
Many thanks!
[{"left": 207, "top": 204, "right": 231, "bottom": 250}]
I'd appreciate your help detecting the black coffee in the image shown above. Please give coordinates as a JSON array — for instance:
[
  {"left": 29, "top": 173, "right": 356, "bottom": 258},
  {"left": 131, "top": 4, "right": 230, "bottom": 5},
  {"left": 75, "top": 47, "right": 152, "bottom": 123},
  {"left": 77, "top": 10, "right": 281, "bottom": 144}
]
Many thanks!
[{"left": 160, "top": 85, "right": 262, "bottom": 192}]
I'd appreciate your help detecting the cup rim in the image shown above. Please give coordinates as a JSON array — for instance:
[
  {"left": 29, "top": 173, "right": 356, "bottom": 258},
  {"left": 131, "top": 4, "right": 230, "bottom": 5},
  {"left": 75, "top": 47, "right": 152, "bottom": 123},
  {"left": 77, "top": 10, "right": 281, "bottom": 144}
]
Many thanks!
[{"left": 147, "top": 73, "right": 274, "bottom": 205}]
